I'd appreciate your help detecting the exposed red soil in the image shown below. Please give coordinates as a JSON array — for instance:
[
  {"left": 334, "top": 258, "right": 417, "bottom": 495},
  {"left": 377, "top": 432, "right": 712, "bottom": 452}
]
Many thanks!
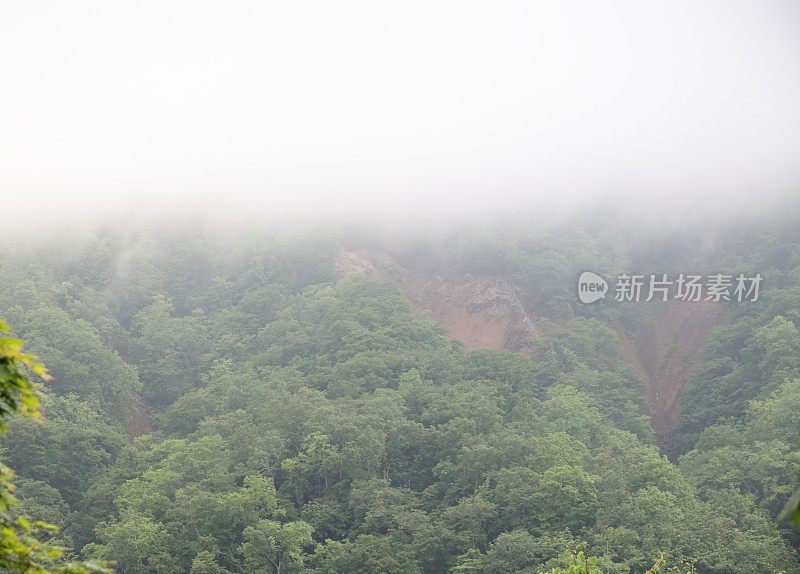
[
  {"left": 415, "top": 302, "right": 512, "bottom": 349},
  {"left": 337, "top": 249, "right": 533, "bottom": 351},
  {"left": 125, "top": 403, "right": 154, "bottom": 439},
  {"left": 614, "top": 299, "right": 725, "bottom": 450}
]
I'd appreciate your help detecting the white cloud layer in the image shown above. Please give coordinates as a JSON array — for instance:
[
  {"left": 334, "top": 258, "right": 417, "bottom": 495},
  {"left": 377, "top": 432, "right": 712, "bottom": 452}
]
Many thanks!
[{"left": 2, "top": 0, "right": 799, "bottom": 226}]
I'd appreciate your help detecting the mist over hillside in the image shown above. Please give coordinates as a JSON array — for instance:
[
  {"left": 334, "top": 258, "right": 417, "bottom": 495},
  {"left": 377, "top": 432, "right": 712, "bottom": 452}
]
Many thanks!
[
  {"left": 3, "top": 1, "right": 800, "bottom": 572},
  {"left": 2, "top": 202, "right": 800, "bottom": 572}
]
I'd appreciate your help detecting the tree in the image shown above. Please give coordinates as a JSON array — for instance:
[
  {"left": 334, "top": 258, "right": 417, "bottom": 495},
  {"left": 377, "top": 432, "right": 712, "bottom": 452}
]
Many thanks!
[
  {"left": 542, "top": 550, "right": 604, "bottom": 574},
  {"left": 310, "top": 535, "right": 421, "bottom": 574},
  {"left": 0, "top": 319, "right": 110, "bottom": 573},
  {"left": 238, "top": 519, "right": 314, "bottom": 574}
]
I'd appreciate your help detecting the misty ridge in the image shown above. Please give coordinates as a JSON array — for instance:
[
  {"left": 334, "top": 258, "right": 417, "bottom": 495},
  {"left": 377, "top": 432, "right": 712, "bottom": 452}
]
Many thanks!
[
  {"left": 3, "top": 1, "right": 800, "bottom": 230},
  {"left": 2, "top": 190, "right": 800, "bottom": 573},
  {"left": 2, "top": 1, "right": 800, "bottom": 574}
]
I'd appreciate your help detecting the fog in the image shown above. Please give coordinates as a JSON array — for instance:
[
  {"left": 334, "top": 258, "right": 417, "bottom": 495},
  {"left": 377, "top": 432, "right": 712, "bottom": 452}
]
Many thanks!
[{"left": 2, "top": 0, "right": 800, "bottom": 230}]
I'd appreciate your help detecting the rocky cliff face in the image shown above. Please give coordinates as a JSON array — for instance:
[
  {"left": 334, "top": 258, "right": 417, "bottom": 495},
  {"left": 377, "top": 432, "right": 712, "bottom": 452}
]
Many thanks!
[{"left": 337, "top": 249, "right": 535, "bottom": 350}]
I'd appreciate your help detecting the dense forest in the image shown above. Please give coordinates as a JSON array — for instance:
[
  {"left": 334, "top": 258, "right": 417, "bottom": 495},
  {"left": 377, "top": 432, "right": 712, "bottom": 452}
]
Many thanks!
[{"left": 1, "top": 210, "right": 800, "bottom": 573}]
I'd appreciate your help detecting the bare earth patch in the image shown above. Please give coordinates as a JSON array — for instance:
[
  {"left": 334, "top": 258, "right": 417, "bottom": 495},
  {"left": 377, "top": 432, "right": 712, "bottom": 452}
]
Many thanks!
[{"left": 615, "top": 299, "right": 725, "bottom": 451}]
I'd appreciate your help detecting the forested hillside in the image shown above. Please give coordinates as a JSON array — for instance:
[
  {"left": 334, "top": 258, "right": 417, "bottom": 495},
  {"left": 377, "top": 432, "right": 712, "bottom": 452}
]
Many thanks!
[{"left": 1, "top": 213, "right": 799, "bottom": 573}]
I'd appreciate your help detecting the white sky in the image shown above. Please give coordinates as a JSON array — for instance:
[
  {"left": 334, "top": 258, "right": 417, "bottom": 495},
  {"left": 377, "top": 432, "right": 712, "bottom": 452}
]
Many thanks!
[{"left": 2, "top": 0, "right": 800, "bottom": 225}]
